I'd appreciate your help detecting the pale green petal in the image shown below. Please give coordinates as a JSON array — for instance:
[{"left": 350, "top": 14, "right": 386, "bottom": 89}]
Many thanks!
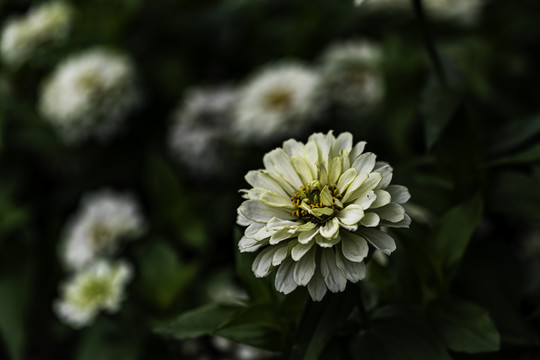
[
  {"left": 238, "top": 236, "right": 266, "bottom": 252},
  {"left": 351, "top": 152, "right": 376, "bottom": 174},
  {"left": 341, "top": 231, "right": 369, "bottom": 262},
  {"left": 337, "top": 204, "right": 364, "bottom": 226},
  {"left": 356, "top": 228, "right": 396, "bottom": 255},
  {"left": 372, "top": 203, "right": 405, "bottom": 222},
  {"left": 293, "top": 248, "right": 316, "bottom": 286},
  {"left": 317, "top": 162, "right": 329, "bottom": 185},
  {"left": 302, "top": 141, "right": 319, "bottom": 177},
  {"left": 253, "top": 226, "right": 275, "bottom": 241},
  {"left": 335, "top": 250, "right": 366, "bottom": 283},
  {"left": 374, "top": 162, "right": 393, "bottom": 189},
  {"left": 332, "top": 132, "right": 353, "bottom": 156},
  {"left": 282, "top": 138, "right": 304, "bottom": 156},
  {"left": 319, "top": 217, "right": 340, "bottom": 239},
  {"left": 291, "top": 241, "right": 314, "bottom": 261},
  {"left": 272, "top": 243, "right": 290, "bottom": 266},
  {"left": 320, "top": 186, "right": 333, "bottom": 206},
  {"left": 370, "top": 189, "right": 391, "bottom": 209},
  {"left": 237, "top": 213, "right": 252, "bottom": 226},
  {"left": 341, "top": 173, "right": 368, "bottom": 203},
  {"left": 328, "top": 156, "right": 342, "bottom": 185},
  {"left": 269, "top": 149, "right": 304, "bottom": 189},
  {"left": 359, "top": 212, "right": 380, "bottom": 227},
  {"left": 315, "top": 233, "right": 341, "bottom": 248},
  {"left": 320, "top": 249, "right": 347, "bottom": 293},
  {"left": 260, "top": 191, "right": 294, "bottom": 209},
  {"left": 245, "top": 222, "right": 266, "bottom": 238},
  {"left": 297, "top": 221, "right": 317, "bottom": 232},
  {"left": 307, "top": 268, "right": 327, "bottom": 301},
  {"left": 382, "top": 213, "right": 411, "bottom": 228},
  {"left": 386, "top": 185, "right": 411, "bottom": 204},
  {"left": 245, "top": 170, "right": 289, "bottom": 198},
  {"left": 252, "top": 247, "right": 277, "bottom": 277},
  {"left": 310, "top": 207, "right": 334, "bottom": 217},
  {"left": 270, "top": 227, "right": 295, "bottom": 245},
  {"left": 344, "top": 172, "right": 382, "bottom": 203},
  {"left": 349, "top": 141, "right": 367, "bottom": 161},
  {"left": 353, "top": 190, "right": 376, "bottom": 210},
  {"left": 267, "top": 217, "right": 301, "bottom": 230},
  {"left": 239, "top": 200, "right": 296, "bottom": 222},
  {"left": 297, "top": 227, "right": 319, "bottom": 244},
  {"left": 275, "top": 258, "right": 298, "bottom": 294},
  {"left": 291, "top": 155, "right": 314, "bottom": 184},
  {"left": 337, "top": 168, "right": 357, "bottom": 194}
]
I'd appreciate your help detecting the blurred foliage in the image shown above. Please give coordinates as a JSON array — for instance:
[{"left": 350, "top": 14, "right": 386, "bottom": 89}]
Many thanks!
[{"left": 1, "top": 0, "right": 540, "bottom": 359}]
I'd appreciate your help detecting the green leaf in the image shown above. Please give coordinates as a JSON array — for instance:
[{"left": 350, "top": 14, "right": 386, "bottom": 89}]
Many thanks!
[
  {"left": 487, "top": 142, "right": 540, "bottom": 166},
  {"left": 430, "top": 193, "right": 483, "bottom": 274},
  {"left": 430, "top": 296, "right": 500, "bottom": 353},
  {"left": 154, "top": 303, "right": 240, "bottom": 339},
  {"left": 215, "top": 303, "right": 284, "bottom": 351},
  {"left": 76, "top": 318, "right": 141, "bottom": 360},
  {"left": 421, "top": 72, "right": 461, "bottom": 149},
  {"left": 0, "top": 249, "right": 33, "bottom": 360},
  {"left": 290, "top": 289, "right": 358, "bottom": 360},
  {"left": 351, "top": 305, "right": 452, "bottom": 360},
  {"left": 488, "top": 115, "right": 540, "bottom": 155},
  {"left": 134, "top": 240, "right": 198, "bottom": 310},
  {"left": 489, "top": 171, "right": 540, "bottom": 224}
]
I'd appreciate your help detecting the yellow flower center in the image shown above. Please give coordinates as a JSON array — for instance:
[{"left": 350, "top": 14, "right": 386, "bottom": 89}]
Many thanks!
[
  {"left": 264, "top": 89, "right": 292, "bottom": 111},
  {"left": 291, "top": 182, "right": 343, "bottom": 225}
]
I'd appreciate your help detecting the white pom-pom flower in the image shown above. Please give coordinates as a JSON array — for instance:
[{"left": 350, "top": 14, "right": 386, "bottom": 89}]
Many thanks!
[
  {"left": 318, "top": 40, "right": 384, "bottom": 110},
  {"left": 54, "top": 260, "right": 132, "bottom": 328},
  {"left": 62, "top": 189, "right": 145, "bottom": 270},
  {"left": 237, "top": 131, "right": 410, "bottom": 301},
  {"left": 233, "top": 62, "right": 320, "bottom": 143},
  {"left": 168, "top": 86, "right": 236, "bottom": 176},
  {"left": 0, "top": 2, "right": 72, "bottom": 66},
  {"left": 39, "top": 48, "right": 139, "bottom": 143}
]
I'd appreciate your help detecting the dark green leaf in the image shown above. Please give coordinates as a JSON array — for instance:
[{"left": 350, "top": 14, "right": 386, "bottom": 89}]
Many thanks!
[
  {"left": 290, "top": 288, "right": 358, "bottom": 360},
  {"left": 154, "top": 303, "right": 240, "bottom": 339},
  {"left": 488, "top": 115, "right": 540, "bottom": 155},
  {"left": 430, "top": 193, "right": 483, "bottom": 273},
  {"left": 351, "top": 305, "right": 452, "bottom": 360},
  {"left": 430, "top": 296, "right": 500, "bottom": 353},
  {"left": 76, "top": 319, "right": 141, "bottom": 360},
  {"left": 487, "top": 142, "right": 540, "bottom": 166}
]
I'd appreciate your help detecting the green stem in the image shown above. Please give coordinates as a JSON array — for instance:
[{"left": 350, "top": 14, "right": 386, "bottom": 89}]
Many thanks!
[{"left": 411, "top": 0, "right": 448, "bottom": 88}]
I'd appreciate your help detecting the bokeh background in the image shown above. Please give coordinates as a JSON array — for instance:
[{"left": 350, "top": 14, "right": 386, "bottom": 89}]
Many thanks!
[{"left": 1, "top": 0, "right": 540, "bottom": 359}]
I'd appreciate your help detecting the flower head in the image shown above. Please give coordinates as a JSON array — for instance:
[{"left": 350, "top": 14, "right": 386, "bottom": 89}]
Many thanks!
[
  {"left": 233, "top": 62, "right": 320, "bottom": 144},
  {"left": 318, "top": 40, "right": 384, "bottom": 111},
  {"left": 39, "top": 48, "right": 140, "bottom": 143},
  {"left": 168, "top": 86, "right": 237, "bottom": 176},
  {"left": 0, "top": 2, "right": 73, "bottom": 66},
  {"left": 237, "top": 131, "right": 410, "bottom": 301},
  {"left": 54, "top": 260, "right": 132, "bottom": 328},
  {"left": 62, "top": 189, "right": 145, "bottom": 270}
]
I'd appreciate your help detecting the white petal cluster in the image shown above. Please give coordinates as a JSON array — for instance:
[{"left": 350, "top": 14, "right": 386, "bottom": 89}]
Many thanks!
[
  {"left": 237, "top": 131, "right": 410, "bottom": 301},
  {"left": 0, "top": 2, "right": 72, "bottom": 66},
  {"left": 39, "top": 48, "right": 140, "bottom": 143},
  {"left": 169, "top": 87, "right": 236, "bottom": 176},
  {"left": 54, "top": 260, "right": 132, "bottom": 328},
  {"left": 62, "top": 190, "right": 145, "bottom": 270},
  {"left": 318, "top": 40, "right": 383, "bottom": 110},
  {"left": 357, "top": 0, "right": 485, "bottom": 24},
  {"left": 233, "top": 62, "right": 320, "bottom": 143}
]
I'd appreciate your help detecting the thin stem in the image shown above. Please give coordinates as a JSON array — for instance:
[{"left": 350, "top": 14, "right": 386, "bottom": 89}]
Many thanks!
[{"left": 411, "top": 0, "right": 448, "bottom": 88}]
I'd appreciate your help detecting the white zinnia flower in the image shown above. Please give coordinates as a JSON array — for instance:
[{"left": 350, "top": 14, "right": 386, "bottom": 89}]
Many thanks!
[
  {"left": 318, "top": 40, "right": 384, "bottom": 110},
  {"left": 233, "top": 62, "right": 320, "bottom": 144},
  {"left": 0, "top": 2, "right": 72, "bottom": 66},
  {"left": 39, "top": 48, "right": 140, "bottom": 143},
  {"left": 237, "top": 131, "right": 410, "bottom": 301},
  {"left": 357, "top": 0, "right": 485, "bottom": 24},
  {"left": 55, "top": 260, "right": 132, "bottom": 328},
  {"left": 62, "top": 189, "right": 145, "bottom": 270},
  {"left": 168, "top": 86, "right": 236, "bottom": 176}
]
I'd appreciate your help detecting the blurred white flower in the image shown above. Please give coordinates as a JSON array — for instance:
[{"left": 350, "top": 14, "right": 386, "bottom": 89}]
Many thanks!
[
  {"left": 233, "top": 62, "right": 320, "bottom": 144},
  {"left": 318, "top": 40, "right": 384, "bottom": 111},
  {"left": 62, "top": 189, "right": 145, "bottom": 270},
  {"left": 39, "top": 48, "right": 140, "bottom": 143},
  {"left": 237, "top": 131, "right": 410, "bottom": 301},
  {"left": 0, "top": 2, "right": 72, "bottom": 66},
  {"left": 211, "top": 337, "right": 276, "bottom": 360},
  {"left": 358, "top": 0, "right": 485, "bottom": 24},
  {"left": 55, "top": 260, "right": 132, "bottom": 328},
  {"left": 168, "top": 86, "right": 236, "bottom": 176}
]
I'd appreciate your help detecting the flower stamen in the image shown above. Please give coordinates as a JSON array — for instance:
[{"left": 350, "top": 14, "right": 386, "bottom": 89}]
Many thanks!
[{"left": 291, "top": 182, "right": 343, "bottom": 224}]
